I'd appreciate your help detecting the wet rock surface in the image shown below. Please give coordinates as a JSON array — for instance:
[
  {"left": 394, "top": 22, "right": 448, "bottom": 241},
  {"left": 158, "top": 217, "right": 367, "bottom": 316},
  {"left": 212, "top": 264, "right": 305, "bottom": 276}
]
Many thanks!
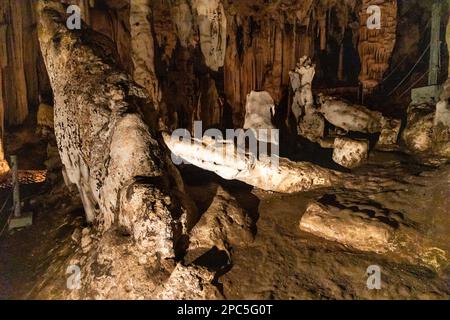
[
  {"left": 186, "top": 186, "right": 255, "bottom": 263},
  {"left": 332, "top": 137, "right": 369, "bottom": 169},
  {"left": 1, "top": 151, "right": 449, "bottom": 300}
]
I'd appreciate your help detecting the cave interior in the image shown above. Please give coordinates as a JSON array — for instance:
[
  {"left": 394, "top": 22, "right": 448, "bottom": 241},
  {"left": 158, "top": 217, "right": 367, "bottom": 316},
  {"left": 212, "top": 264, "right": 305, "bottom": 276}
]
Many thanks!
[{"left": 0, "top": 0, "right": 449, "bottom": 300}]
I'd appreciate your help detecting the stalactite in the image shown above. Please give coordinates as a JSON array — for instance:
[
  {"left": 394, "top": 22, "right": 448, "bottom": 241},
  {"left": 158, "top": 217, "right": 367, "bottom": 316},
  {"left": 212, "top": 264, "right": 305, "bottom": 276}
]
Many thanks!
[
  {"left": 152, "top": 0, "right": 178, "bottom": 65},
  {"left": 445, "top": 10, "right": 450, "bottom": 80},
  {"left": 358, "top": 0, "right": 397, "bottom": 92},
  {"left": 130, "top": 0, "right": 161, "bottom": 107},
  {"left": 2, "top": 0, "right": 29, "bottom": 126},
  {"left": 193, "top": 0, "right": 227, "bottom": 72},
  {"left": 338, "top": 43, "right": 345, "bottom": 81},
  {"left": 222, "top": 0, "right": 360, "bottom": 127}
]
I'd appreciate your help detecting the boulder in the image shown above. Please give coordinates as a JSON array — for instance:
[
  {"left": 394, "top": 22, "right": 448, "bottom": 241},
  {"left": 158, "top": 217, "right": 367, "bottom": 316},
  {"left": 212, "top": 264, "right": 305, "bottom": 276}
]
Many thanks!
[
  {"left": 155, "top": 263, "right": 223, "bottom": 300},
  {"left": 299, "top": 201, "right": 395, "bottom": 253},
  {"left": 299, "top": 195, "right": 448, "bottom": 269},
  {"left": 186, "top": 186, "right": 254, "bottom": 262},
  {"left": 378, "top": 118, "right": 402, "bottom": 146},
  {"left": 403, "top": 103, "right": 450, "bottom": 160},
  {"left": 298, "top": 111, "right": 326, "bottom": 142},
  {"left": 318, "top": 95, "right": 383, "bottom": 133},
  {"left": 332, "top": 137, "right": 369, "bottom": 169}
]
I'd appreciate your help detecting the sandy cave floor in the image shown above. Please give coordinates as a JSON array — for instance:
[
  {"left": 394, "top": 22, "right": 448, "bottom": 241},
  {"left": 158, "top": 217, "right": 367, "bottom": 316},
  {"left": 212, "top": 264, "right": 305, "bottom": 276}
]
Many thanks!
[{"left": 0, "top": 148, "right": 449, "bottom": 300}]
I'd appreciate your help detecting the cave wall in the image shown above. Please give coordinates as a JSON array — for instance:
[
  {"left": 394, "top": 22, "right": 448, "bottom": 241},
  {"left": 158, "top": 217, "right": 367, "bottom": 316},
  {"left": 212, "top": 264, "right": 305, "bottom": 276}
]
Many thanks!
[
  {"left": 0, "top": 0, "right": 40, "bottom": 127},
  {"left": 56, "top": 0, "right": 399, "bottom": 129},
  {"left": 2, "top": 0, "right": 432, "bottom": 140}
]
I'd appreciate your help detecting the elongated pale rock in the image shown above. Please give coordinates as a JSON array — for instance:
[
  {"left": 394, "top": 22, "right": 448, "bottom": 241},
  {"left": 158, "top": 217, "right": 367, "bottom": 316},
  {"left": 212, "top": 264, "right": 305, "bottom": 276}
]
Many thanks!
[
  {"left": 163, "top": 133, "right": 342, "bottom": 193},
  {"left": 300, "top": 201, "right": 395, "bottom": 253},
  {"left": 299, "top": 197, "right": 448, "bottom": 269}
]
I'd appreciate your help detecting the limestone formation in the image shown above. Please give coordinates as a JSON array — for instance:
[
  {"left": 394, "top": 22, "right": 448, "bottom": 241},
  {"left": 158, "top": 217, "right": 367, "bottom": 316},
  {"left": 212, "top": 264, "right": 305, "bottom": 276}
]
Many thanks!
[
  {"left": 358, "top": 0, "right": 397, "bottom": 92},
  {"left": 37, "top": 0, "right": 189, "bottom": 261},
  {"left": 171, "top": 0, "right": 195, "bottom": 48},
  {"left": 155, "top": 264, "right": 223, "bottom": 300},
  {"left": 289, "top": 56, "right": 326, "bottom": 143},
  {"left": 294, "top": 56, "right": 315, "bottom": 115},
  {"left": 36, "top": 103, "right": 54, "bottom": 138},
  {"left": 403, "top": 103, "right": 450, "bottom": 161},
  {"left": 300, "top": 201, "right": 396, "bottom": 254},
  {"left": 332, "top": 137, "right": 369, "bottom": 169},
  {"left": 318, "top": 95, "right": 384, "bottom": 134},
  {"left": 434, "top": 99, "right": 450, "bottom": 128},
  {"left": 378, "top": 118, "right": 402, "bottom": 147},
  {"left": 193, "top": 0, "right": 227, "bottom": 72},
  {"left": 186, "top": 186, "right": 254, "bottom": 262},
  {"left": 299, "top": 195, "right": 448, "bottom": 270},
  {"left": 243, "top": 91, "right": 276, "bottom": 143},
  {"left": 163, "top": 132, "right": 343, "bottom": 193},
  {"left": 130, "top": 0, "right": 161, "bottom": 106}
]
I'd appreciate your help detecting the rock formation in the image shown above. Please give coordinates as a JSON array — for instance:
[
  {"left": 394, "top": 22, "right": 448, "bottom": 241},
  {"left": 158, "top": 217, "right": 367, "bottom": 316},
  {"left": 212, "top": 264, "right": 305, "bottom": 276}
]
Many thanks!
[
  {"left": 299, "top": 194, "right": 448, "bottom": 270},
  {"left": 163, "top": 131, "right": 345, "bottom": 193},
  {"left": 36, "top": 0, "right": 200, "bottom": 298},
  {"left": 332, "top": 137, "right": 369, "bottom": 169},
  {"left": 193, "top": 0, "right": 227, "bottom": 72},
  {"left": 318, "top": 95, "right": 384, "bottom": 134},
  {"left": 186, "top": 186, "right": 255, "bottom": 262},
  {"left": 358, "top": 0, "right": 397, "bottom": 92},
  {"left": 243, "top": 91, "right": 276, "bottom": 142}
]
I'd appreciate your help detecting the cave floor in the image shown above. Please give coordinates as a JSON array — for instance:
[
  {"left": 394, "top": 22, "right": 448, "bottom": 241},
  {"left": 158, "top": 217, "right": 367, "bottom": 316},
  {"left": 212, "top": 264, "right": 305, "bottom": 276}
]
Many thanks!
[
  {"left": 184, "top": 150, "right": 450, "bottom": 300},
  {"left": 0, "top": 150, "right": 449, "bottom": 300}
]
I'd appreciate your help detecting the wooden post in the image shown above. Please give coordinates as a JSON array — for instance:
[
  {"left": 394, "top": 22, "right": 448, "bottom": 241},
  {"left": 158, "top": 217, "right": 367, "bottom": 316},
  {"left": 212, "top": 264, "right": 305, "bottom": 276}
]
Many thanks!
[{"left": 11, "top": 155, "right": 20, "bottom": 218}]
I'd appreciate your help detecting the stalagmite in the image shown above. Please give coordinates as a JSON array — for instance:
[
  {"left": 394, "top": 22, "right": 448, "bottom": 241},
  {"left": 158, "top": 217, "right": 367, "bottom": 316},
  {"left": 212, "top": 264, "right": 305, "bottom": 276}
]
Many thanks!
[
  {"left": 289, "top": 56, "right": 326, "bottom": 143},
  {"left": 37, "top": 0, "right": 189, "bottom": 256},
  {"left": 243, "top": 91, "right": 277, "bottom": 143}
]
